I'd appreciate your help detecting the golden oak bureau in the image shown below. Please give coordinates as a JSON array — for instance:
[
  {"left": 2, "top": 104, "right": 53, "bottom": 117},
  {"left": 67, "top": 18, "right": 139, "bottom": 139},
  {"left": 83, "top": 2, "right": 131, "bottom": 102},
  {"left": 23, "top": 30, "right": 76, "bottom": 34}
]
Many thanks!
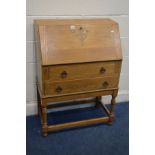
[{"left": 34, "top": 19, "right": 122, "bottom": 136}]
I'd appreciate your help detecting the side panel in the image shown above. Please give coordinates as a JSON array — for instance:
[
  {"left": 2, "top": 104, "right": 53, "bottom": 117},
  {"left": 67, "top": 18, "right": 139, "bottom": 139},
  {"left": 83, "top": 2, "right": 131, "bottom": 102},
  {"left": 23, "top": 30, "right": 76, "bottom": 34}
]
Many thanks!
[{"left": 34, "top": 23, "right": 43, "bottom": 94}]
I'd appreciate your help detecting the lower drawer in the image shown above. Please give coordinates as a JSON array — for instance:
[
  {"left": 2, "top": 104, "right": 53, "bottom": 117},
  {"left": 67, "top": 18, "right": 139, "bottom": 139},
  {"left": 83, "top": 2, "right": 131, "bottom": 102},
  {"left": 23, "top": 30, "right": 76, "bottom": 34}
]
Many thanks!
[{"left": 44, "top": 77, "right": 119, "bottom": 96}]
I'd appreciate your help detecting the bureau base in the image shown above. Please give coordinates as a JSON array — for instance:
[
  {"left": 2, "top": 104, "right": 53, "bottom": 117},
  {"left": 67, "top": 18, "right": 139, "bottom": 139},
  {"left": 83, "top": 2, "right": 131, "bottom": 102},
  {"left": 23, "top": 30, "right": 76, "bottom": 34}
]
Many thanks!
[{"left": 37, "top": 86, "right": 118, "bottom": 137}]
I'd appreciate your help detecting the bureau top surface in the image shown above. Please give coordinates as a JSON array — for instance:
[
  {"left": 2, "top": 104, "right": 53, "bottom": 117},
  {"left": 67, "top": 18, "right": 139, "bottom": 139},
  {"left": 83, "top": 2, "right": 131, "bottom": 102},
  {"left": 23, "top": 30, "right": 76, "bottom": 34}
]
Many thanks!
[{"left": 34, "top": 19, "right": 122, "bottom": 66}]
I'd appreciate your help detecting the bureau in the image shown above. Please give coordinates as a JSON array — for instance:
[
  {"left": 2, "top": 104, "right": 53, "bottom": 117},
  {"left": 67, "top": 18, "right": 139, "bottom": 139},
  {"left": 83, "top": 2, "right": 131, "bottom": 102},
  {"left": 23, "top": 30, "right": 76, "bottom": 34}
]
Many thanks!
[{"left": 34, "top": 19, "right": 122, "bottom": 136}]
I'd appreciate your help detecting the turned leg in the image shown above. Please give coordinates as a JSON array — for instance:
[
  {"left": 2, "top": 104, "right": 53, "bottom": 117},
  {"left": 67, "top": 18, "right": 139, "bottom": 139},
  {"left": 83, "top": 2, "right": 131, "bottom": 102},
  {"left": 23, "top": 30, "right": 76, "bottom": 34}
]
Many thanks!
[
  {"left": 95, "top": 96, "right": 102, "bottom": 108},
  {"left": 41, "top": 100, "right": 48, "bottom": 137},
  {"left": 37, "top": 88, "right": 41, "bottom": 116},
  {"left": 108, "top": 90, "right": 118, "bottom": 125}
]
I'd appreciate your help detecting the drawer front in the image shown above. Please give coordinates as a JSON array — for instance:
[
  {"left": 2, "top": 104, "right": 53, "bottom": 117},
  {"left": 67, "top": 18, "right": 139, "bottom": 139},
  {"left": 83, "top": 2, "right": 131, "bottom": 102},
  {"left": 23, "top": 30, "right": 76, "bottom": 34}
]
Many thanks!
[
  {"left": 44, "top": 77, "right": 119, "bottom": 96},
  {"left": 44, "top": 61, "right": 121, "bottom": 81}
]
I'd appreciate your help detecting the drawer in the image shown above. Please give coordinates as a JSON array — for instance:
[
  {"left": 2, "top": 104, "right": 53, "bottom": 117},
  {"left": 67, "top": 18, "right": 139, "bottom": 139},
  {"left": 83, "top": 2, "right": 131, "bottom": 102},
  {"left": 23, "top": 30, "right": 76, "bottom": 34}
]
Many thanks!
[
  {"left": 43, "top": 61, "right": 121, "bottom": 81},
  {"left": 44, "top": 77, "right": 119, "bottom": 96}
]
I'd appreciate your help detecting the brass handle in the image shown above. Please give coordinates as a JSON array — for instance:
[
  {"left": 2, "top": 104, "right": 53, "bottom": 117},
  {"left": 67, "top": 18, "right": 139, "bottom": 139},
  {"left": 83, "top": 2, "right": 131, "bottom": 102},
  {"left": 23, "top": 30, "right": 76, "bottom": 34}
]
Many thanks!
[
  {"left": 102, "top": 81, "right": 109, "bottom": 88},
  {"left": 55, "top": 86, "right": 63, "bottom": 93},
  {"left": 100, "top": 67, "right": 106, "bottom": 74},
  {"left": 61, "top": 71, "right": 68, "bottom": 78}
]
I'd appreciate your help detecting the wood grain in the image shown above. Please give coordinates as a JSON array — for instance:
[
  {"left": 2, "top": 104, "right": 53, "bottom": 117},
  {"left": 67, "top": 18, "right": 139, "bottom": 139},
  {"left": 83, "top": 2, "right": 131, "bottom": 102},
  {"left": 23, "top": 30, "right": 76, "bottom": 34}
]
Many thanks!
[
  {"left": 40, "top": 88, "right": 117, "bottom": 104},
  {"left": 47, "top": 117, "right": 110, "bottom": 132},
  {"left": 34, "top": 19, "right": 122, "bottom": 66},
  {"left": 43, "top": 61, "right": 120, "bottom": 81},
  {"left": 44, "top": 76, "right": 119, "bottom": 96},
  {"left": 34, "top": 19, "right": 123, "bottom": 136}
]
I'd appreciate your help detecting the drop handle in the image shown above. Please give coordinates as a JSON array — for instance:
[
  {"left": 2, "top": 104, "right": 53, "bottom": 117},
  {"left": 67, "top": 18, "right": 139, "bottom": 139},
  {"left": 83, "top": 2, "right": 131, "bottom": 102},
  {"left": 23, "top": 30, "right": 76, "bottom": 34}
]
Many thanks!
[
  {"left": 102, "top": 81, "right": 109, "bottom": 88},
  {"left": 100, "top": 67, "right": 106, "bottom": 74},
  {"left": 61, "top": 71, "right": 68, "bottom": 78},
  {"left": 55, "top": 86, "right": 63, "bottom": 93}
]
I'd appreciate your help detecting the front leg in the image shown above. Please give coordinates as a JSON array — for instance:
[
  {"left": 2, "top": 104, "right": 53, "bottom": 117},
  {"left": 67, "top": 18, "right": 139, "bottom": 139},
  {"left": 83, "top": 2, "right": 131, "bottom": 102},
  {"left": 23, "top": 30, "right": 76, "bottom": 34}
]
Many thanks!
[
  {"left": 95, "top": 96, "right": 102, "bottom": 108},
  {"left": 108, "top": 90, "right": 118, "bottom": 125},
  {"left": 37, "top": 87, "right": 41, "bottom": 116},
  {"left": 41, "top": 99, "right": 48, "bottom": 137}
]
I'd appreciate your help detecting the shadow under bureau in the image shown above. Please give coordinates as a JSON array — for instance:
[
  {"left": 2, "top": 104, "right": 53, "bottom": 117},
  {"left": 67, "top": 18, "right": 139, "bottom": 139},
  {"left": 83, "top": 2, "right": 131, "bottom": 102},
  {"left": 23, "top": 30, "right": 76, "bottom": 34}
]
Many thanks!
[{"left": 34, "top": 19, "right": 122, "bottom": 136}]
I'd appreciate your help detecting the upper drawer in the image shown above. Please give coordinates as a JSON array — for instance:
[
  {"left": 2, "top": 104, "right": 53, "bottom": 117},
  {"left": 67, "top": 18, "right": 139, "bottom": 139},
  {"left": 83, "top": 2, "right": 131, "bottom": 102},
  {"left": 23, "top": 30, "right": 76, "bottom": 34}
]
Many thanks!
[{"left": 43, "top": 61, "right": 121, "bottom": 82}]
